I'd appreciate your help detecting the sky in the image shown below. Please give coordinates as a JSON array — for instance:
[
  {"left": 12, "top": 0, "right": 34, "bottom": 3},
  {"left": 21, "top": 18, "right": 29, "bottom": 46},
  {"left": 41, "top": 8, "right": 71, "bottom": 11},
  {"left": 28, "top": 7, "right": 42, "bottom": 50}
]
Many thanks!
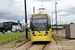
[{"left": 0, "top": 0, "right": 75, "bottom": 26}]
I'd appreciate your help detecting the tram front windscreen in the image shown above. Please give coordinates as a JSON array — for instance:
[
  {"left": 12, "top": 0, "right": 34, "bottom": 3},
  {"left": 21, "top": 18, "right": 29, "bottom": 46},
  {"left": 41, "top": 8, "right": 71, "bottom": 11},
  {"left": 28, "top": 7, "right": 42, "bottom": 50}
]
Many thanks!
[{"left": 31, "top": 15, "right": 48, "bottom": 31}]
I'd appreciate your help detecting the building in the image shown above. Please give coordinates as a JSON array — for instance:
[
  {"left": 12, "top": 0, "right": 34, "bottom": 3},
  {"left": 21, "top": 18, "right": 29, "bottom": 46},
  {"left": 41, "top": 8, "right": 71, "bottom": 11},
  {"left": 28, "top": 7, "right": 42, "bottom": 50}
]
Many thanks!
[
  {"left": 0, "top": 21, "right": 22, "bottom": 33},
  {"left": 0, "top": 23, "right": 4, "bottom": 32}
]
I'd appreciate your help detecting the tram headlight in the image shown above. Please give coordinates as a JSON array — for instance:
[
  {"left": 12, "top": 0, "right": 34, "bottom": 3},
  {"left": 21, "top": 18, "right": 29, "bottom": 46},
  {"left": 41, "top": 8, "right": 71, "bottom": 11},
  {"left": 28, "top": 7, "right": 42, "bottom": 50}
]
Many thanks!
[
  {"left": 32, "top": 32, "right": 36, "bottom": 36},
  {"left": 45, "top": 32, "right": 48, "bottom": 36}
]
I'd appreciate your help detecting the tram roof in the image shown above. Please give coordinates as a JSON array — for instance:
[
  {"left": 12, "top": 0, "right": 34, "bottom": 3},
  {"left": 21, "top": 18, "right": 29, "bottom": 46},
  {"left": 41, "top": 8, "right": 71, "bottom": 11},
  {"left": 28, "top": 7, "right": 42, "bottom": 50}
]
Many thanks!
[{"left": 30, "top": 13, "right": 51, "bottom": 18}]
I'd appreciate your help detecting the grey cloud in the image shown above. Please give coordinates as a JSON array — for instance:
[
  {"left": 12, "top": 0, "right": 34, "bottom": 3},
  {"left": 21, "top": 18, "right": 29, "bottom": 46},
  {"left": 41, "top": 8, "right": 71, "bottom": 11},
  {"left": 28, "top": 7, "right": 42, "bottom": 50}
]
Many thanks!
[
  {"left": 0, "top": 13, "right": 24, "bottom": 21},
  {"left": 56, "top": 7, "right": 75, "bottom": 24},
  {"left": 65, "top": 7, "right": 75, "bottom": 14},
  {"left": 32, "top": 0, "right": 59, "bottom": 2},
  {"left": 0, "top": 0, "right": 31, "bottom": 23},
  {"left": 0, "top": 0, "right": 15, "bottom": 6},
  {"left": 57, "top": 7, "right": 75, "bottom": 16},
  {"left": 0, "top": 0, "right": 25, "bottom": 21}
]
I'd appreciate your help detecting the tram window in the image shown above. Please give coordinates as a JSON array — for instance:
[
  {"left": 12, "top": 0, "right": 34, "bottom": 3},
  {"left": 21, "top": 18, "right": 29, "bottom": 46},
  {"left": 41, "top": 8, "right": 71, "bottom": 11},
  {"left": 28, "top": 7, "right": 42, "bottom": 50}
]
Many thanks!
[
  {"left": 30, "top": 18, "right": 33, "bottom": 30},
  {"left": 48, "top": 18, "right": 50, "bottom": 24},
  {"left": 48, "top": 18, "right": 51, "bottom": 28}
]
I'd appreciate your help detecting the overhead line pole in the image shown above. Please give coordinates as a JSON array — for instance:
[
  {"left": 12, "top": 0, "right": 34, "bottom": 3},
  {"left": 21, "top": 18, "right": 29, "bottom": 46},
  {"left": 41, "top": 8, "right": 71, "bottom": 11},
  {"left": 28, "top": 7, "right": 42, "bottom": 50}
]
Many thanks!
[
  {"left": 55, "top": 2, "right": 58, "bottom": 34},
  {"left": 60, "top": 20, "right": 61, "bottom": 29},
  {"left": 52, "top": 13, "right": 53, "bottom": 26},
  {"left": 24, "top": 0, "right": 28, "bottom": 39},
  {"left": 33, "top": 7, "right": 35, "bottom": 13},
  {"left": 51, "top": 13, "right": 53, "bottom": 32}
]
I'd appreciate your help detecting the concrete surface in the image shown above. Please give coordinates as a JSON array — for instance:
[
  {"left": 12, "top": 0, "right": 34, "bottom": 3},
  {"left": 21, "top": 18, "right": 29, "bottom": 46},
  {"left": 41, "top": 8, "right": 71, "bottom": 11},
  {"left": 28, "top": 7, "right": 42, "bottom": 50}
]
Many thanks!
[
  {"left": 58, "top": 41, "right": 75, "bottom": 50},
  {"left": 44, "top": 38, "right": 58, "bottom": 50}
]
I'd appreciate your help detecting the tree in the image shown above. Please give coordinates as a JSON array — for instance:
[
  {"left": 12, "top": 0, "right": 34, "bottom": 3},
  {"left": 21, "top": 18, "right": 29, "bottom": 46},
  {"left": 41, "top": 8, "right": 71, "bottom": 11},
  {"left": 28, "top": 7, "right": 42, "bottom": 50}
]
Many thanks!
[
  {"left": 70, "top": 22, "right": 74, "bottom": 24},
  {"left": 27, "top": 27, "right": 30, "bottom": 30},
  {"left": 52, "top": 24, "right": 56, "bottom": 26}
]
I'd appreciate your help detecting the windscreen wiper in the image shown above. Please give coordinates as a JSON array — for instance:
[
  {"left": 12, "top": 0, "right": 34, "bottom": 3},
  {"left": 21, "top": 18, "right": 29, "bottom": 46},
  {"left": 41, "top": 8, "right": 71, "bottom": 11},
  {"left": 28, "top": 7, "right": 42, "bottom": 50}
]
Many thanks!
[{"left": 38, "top": 31, "right": 41, "bottom": 33}]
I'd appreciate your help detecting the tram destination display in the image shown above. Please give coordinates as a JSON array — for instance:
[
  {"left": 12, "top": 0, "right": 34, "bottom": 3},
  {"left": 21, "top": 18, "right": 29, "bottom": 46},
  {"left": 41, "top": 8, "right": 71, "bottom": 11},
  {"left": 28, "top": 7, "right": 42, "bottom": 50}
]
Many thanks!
[{"left": 32, "top": 15, "right": 47, "bottom": 18}]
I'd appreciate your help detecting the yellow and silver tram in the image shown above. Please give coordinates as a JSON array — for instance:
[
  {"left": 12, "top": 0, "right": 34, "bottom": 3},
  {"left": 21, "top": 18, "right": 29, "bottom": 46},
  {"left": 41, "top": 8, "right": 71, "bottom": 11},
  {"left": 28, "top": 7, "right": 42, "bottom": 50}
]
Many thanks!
[{"left": 30, "top": 13, "right": 51, "bottom": 42}]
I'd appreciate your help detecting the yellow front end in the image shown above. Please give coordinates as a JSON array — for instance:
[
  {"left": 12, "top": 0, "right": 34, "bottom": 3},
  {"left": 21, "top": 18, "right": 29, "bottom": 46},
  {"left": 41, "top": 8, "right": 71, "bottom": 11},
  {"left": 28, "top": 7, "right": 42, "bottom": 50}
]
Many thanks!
[{"left": 30, "top": 29, "right": 52, "bottom": 42}]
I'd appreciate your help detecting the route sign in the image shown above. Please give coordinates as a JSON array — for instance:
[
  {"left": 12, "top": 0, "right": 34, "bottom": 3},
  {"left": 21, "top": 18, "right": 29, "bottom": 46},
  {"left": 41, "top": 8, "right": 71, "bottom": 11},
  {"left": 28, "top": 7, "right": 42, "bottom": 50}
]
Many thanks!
[{"left": 18, "top": 20, "right": 20, "bottom": 24}]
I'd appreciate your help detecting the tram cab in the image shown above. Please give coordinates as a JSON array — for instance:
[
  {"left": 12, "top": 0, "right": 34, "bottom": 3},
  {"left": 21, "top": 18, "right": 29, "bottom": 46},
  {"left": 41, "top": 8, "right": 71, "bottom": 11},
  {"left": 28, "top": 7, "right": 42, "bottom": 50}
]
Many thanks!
[{"left": 30, "top": 13, "right": 51, "bottom": 42}]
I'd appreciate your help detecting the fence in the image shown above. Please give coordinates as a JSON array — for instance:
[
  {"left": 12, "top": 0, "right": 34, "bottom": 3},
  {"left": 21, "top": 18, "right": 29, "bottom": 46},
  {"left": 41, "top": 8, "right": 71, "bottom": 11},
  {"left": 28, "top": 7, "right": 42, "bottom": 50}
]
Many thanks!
[
  {"left": 0, "top": 32, "right": 30, "bottom": 45},
  {"left": 0, "top": 35, "right": 26, "bottom": 45}
]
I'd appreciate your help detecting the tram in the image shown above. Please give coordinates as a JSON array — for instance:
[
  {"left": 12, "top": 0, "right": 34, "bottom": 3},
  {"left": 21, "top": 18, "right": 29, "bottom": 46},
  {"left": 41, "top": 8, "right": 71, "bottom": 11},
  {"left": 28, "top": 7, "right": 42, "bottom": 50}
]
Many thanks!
[{"left": 30, "top": 13, "right": 51, "bottom": 42}]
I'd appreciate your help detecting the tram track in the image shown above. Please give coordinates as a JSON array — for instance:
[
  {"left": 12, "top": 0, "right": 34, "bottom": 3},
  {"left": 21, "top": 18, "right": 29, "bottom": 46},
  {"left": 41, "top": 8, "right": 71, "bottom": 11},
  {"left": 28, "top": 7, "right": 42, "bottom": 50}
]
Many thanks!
[
  {"left": 25, "top": 42, "right": 33, "bottom": 50},
  {"left": 52, "top": 37, "right": 62, "bottom": 50},
  {"left": 14, "top": 39, "right": 31, "bottom": 49},
  {"left": 25, "top": 42, "right": 47, "bottom": 50},
  {"left": 42, "top": 43, "right": 47, "bottom": 50},
  {"left": 14, "top": 40, "right": 32, "bottom": 50},
  {"left": 14, "top": 37, "right": 60, "bottom": 50},
  {"left": 25, "top": 37, "right": 58, "bottom": 50}
]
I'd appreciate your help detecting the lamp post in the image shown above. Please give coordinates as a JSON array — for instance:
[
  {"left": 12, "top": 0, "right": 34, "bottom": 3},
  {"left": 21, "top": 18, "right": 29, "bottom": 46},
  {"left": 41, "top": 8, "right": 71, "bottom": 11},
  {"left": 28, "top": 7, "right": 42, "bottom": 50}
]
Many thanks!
[
  {"left": 51, "top": 13, "right": 53, "bottom": 32},
  {"left": 33, "top": 7, "right": 35, "bottom": 13},
  {"left": 60, "top": 20, "right": 61, "bottom": 29},
  {"left": 52, "top": 13, "right": 53, "bottom": 26},
  {"left": 55, "top": 2, "right": 58, "bottom": 34},
  {"left": 24, "top": 0, "right": 28, "bottom": 39}
]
